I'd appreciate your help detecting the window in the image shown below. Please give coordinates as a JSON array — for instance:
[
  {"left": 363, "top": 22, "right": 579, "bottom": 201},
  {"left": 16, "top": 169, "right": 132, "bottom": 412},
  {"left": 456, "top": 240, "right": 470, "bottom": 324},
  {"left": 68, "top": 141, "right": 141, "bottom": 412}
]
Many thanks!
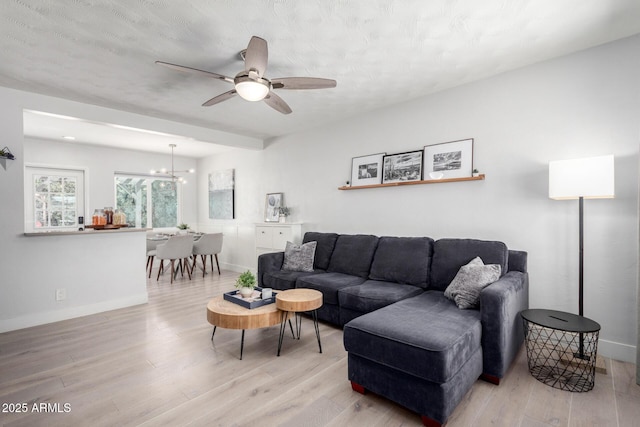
[
  {"left": 25, "top": 166, "right": 85, "bottom": 232},
  {"left": 115, "top": 175, "right": 181, "bottom": 229}
]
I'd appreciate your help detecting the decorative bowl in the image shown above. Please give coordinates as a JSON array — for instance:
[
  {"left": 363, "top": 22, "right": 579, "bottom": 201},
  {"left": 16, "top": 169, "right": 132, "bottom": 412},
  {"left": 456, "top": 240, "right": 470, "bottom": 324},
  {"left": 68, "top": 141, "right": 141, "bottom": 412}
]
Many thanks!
[{"left": 429, "top": 172, "right": 444, "bottom": 180}]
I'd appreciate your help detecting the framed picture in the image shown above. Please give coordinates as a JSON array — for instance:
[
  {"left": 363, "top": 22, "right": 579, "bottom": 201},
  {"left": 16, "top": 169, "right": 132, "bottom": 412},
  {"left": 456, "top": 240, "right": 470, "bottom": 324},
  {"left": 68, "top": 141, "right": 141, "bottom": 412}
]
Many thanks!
[
  {"left": 209, "top": 169, "right": 234, "bottom": 219},
  {"left": 423, "top": 138, "right": 474, "bottom": 179},
  {"left": 350, "top": 153, "right": 385, "bottom": 187},
  {"left": 382, "top": 150, "right": 424, "bottom": 184},
  {"left": 264, "top": 193, "right": 282, "bottom": 222}
]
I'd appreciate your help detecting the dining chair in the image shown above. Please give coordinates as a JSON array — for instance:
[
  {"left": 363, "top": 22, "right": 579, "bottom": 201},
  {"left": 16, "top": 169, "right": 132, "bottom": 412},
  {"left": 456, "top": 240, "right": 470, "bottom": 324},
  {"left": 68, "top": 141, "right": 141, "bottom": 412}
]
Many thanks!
[
  {"left": 191, "top": 233, "right": 223, "bottom": 277},
  {"left": 155, "top": 235, "right": 194, "bottom": 284},
  {"left": 146, "top": 231, "right": 161, "bottom": 278}
]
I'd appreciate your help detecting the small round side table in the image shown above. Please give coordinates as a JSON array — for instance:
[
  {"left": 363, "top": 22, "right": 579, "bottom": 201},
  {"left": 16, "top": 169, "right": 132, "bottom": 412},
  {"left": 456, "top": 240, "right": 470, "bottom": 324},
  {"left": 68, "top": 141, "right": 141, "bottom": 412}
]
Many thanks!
[
  {"left": 276, "top": 289, "right": 323, "bottom": 356},
  {"left": 520, "top": 309, "right": 600, "bottom": 392}
]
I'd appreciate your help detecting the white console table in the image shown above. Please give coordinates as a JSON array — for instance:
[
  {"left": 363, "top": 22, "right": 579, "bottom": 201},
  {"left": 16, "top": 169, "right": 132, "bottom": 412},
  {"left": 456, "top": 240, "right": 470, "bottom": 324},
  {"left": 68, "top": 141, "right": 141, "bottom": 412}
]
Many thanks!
[{"left": 255, "top": 223, "right": 302, "bottom": 259}]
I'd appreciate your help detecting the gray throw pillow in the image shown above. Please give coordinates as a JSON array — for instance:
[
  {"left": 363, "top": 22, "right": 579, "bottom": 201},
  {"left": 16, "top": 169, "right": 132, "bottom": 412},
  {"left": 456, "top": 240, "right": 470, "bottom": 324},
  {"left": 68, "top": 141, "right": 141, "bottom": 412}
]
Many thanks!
[
  {"left": 282, "top": 241, "right": 317, "bottom": 272},
  {"left": 444, "top": 256, "right": 501, "bottom": 309}
]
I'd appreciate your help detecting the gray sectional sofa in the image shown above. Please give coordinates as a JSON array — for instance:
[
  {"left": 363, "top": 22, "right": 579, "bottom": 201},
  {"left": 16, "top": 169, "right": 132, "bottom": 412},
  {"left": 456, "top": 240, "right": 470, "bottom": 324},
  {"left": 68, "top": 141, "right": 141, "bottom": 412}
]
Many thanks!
[{"left": 257, "top": 232, "right": 529, "bottom": 427}]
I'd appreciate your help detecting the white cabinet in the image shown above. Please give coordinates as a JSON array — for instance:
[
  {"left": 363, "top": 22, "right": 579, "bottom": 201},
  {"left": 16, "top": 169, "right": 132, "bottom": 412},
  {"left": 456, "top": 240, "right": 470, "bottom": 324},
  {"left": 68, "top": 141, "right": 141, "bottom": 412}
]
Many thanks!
[{"left": 255, "top": 223, "right": 302, "bottom": 258}]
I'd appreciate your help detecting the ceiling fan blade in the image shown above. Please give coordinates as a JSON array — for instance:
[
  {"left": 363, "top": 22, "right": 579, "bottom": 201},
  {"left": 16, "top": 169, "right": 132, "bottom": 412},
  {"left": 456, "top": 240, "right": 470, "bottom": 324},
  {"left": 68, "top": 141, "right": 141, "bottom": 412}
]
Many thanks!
[
  {"left": 244, "top": 36, "right": 268, "bottom": 77},
  {"left": 156, "top": 61, "right": 234, "bottom": 83},
  {"left": 263, "top": 91, "right": 292, "bottom": 114},
  {"left": 271, "top": 77, "right": 337, "bottom": 90},
  {"left": 202, "top": 89, "right": 237, "bottom": 107}
]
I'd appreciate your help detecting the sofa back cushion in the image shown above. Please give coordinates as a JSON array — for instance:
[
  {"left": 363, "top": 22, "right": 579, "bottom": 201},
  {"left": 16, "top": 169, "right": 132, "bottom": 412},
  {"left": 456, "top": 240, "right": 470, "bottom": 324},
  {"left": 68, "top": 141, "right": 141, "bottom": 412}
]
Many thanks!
[
  {"left": 430, "top": 238, "right": 508, "bottom": 291},
  {"left": 327, "top": 234, "right": 379, "bottom": 278},
  {"left": 302, "top": 232, "right": 339, "bottom": 270},
  {"left": 369, "top": 236, "right": 434, "bottom": 288}
]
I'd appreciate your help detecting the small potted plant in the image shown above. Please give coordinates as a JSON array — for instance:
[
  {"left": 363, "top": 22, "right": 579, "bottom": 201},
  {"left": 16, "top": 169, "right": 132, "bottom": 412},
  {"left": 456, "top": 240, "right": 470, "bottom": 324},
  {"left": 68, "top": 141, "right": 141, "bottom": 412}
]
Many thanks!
[
  {"left": 278, "top": 206, "right": 291, "bottom": 223},
  {"left": 177, "top": 223, "right": 189, "bottom": 234},
  {"left": 0, "top": 147, "right": 15, "bottom": 160},
  {"left": 472, "top": 168, "right": 480, "bottom": 177},
  {"left": 235, "top": 270, "right": 256, "bottom": 298}
]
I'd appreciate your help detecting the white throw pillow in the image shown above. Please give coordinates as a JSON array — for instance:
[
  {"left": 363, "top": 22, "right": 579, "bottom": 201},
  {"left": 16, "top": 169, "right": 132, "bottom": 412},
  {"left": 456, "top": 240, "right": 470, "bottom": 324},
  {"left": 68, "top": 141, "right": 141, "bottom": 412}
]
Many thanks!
[{"left": 444, "top": 256, "right": 501, "bottom": 309}]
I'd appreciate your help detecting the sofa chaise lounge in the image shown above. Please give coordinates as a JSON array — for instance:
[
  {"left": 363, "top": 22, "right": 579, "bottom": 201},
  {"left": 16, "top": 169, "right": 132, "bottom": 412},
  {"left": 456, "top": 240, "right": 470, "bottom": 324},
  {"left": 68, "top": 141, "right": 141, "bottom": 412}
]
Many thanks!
[{"left": 257, "top": 232, "right": 529, "bottom": 426}]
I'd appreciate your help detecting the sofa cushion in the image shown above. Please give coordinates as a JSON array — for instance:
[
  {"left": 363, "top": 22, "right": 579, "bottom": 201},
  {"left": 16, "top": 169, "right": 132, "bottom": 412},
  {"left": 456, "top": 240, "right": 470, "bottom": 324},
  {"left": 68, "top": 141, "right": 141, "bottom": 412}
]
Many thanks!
[
  {"left": 302, "top": 232, "right": 339, "bottom": 270},
  {"left": 297, "top": 272, "right": 366, "bottom": 305},
  {"left": 430, "top": 239, "right": 508, "bottom": 291},
  {"left": 368, "top": 236, "right": 433, "bottom": 288},
  {"left": 343, "top": 291, "right": 482, "bottom": 384},
  {"left": 338, "top": 280, "right": 424, "bottom": 314},
  {"left": 262, "top": 269, "right": 324, "bottom": 291},
  {"left": 444, "top": 257, "right": 501, "bottom": 309},
  {"left": 282, "top": 241, "right": 317, "bottom": 272},
  {"left": 327, "top": 234, "right": 379, "bottom": 278}
]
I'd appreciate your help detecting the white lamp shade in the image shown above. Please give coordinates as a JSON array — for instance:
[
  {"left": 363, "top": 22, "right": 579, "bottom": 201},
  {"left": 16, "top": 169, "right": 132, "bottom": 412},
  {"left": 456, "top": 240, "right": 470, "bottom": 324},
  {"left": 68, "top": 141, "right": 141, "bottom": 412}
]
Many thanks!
[{"left": 549, "top": 155, "right": 615, "bottom": 200}]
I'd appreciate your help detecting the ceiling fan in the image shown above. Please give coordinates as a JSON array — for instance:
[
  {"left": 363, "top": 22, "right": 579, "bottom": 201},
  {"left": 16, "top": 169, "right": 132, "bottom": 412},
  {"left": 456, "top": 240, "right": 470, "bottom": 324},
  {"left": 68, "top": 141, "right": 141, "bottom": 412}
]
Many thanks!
[{"left": 156, "top": 36, "right": 337, "bottom": 114}]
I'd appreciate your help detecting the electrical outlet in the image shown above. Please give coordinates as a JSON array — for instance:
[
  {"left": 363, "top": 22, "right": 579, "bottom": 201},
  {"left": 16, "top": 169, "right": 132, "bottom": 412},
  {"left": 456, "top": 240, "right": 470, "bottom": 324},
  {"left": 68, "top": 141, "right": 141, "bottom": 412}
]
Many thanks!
[{"left": 55, "top": 288, "right": 66, "bottom": 301}]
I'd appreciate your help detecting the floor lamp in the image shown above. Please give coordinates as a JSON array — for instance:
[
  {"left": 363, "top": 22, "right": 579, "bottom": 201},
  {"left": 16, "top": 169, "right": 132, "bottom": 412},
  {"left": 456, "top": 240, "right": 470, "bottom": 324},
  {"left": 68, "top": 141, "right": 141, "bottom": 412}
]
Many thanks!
[{"left": 549, "top": 154, "right": 615, "bottom": 359}]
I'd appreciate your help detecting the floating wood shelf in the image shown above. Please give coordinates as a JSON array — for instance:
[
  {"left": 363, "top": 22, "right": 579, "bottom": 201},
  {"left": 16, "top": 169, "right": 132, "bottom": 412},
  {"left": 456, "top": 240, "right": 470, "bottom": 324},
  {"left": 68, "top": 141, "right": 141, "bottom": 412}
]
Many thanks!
[{"left": 338, "top": 174, "right": 485, "bottom": 190}]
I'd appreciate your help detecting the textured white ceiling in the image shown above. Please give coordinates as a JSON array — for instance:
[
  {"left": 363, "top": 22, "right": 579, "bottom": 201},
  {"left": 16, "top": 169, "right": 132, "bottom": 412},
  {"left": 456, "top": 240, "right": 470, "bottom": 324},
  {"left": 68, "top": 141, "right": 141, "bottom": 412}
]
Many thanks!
[{"left": 3, "top": 0, "right": 640, "bottom": 156}]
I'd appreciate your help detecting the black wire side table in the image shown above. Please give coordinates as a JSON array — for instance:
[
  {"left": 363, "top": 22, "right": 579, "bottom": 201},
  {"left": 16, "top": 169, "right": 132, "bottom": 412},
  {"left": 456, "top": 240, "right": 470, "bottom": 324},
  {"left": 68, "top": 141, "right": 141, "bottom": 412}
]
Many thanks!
[{"left": 520, "top": 309, "right": 600, "bottom": 392}]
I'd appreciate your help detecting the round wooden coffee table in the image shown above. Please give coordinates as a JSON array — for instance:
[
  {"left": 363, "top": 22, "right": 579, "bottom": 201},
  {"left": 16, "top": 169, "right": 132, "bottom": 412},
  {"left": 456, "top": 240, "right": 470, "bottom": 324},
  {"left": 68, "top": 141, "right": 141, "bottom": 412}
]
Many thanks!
[
  {"left": 275, "top": 289, "right": 323, "bottom": 356},
  {"left": 207, "top": 295, "right": 281, "bottom": 359}
]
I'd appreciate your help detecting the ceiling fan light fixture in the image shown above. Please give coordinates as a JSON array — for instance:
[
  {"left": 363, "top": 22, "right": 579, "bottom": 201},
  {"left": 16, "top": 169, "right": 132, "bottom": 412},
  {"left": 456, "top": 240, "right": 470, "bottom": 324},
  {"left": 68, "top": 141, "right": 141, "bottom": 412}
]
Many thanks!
[
  {"left": 157, "top": 35, "right": 336, "bottom": 113},
  {"left": 234, "top": 74, "right": 270, "bottom": 101}
]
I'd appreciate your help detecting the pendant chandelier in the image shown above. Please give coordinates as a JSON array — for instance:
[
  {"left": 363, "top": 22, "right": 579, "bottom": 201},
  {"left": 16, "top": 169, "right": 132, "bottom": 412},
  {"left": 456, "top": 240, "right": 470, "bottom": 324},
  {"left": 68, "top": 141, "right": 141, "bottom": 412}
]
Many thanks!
[{"left": 150, "top": 144, "right": 194, "bottom": 187}]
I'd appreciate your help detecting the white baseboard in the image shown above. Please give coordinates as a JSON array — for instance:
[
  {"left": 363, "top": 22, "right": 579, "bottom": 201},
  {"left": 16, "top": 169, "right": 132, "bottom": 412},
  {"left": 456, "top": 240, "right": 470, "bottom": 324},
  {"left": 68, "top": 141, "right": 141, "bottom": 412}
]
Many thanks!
[
  {"left": 220, "top": 262, "right": 256, "bottom": 275},
  {"left": 598, "top": 339, "right": 636, "bottom": 363},
  {"left": 0, "top": 294, "right": 149, "bottom": 333}
]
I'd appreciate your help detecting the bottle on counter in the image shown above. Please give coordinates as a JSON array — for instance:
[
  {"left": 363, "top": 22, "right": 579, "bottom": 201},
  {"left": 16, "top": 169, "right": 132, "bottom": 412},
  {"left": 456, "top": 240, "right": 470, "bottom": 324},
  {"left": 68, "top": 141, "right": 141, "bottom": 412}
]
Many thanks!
[
  {"left": 104, "top": 207, "right": 113, "bottom": 225},
  {"left": 113, "top": 209, "right": 126, "bottom": 225},
  {"left": 92, "top": 209, "right": 105, "bottom": 225}
]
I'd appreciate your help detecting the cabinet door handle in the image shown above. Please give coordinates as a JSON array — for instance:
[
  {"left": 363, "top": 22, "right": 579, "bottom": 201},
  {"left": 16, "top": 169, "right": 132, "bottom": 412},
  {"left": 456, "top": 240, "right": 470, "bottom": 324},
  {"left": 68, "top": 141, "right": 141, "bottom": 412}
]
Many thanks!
[
  {"left": 261, "top": 231, "right": 265, "bottom": 234},
  {"left": 279, "top": 232, "right": 283, "bottom": 235}
]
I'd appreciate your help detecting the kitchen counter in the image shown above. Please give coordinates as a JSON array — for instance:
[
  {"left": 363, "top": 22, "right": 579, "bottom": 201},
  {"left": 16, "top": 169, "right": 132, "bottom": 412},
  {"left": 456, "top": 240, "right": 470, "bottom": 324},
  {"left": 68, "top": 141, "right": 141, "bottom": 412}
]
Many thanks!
[{"left": 24, "top": 228, "right": 149, "bottom": 237}]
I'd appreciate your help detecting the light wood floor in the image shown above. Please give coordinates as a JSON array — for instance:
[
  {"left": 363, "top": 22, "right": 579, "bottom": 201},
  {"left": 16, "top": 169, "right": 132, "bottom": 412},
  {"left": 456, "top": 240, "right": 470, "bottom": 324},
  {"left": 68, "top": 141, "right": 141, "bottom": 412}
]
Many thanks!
[{"left": 1, "top": 267, "right": 639, "bottom": 427}]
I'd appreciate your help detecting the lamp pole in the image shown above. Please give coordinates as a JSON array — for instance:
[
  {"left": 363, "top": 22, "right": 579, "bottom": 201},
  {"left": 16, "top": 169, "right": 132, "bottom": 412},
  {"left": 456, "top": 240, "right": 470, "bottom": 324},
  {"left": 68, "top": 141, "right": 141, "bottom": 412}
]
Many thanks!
[
  {"left": 579, "top": 196, "right": 584, "bottom": 318},
  {"left": 577, "top": 196, "right": 586, "bottom": 359}
]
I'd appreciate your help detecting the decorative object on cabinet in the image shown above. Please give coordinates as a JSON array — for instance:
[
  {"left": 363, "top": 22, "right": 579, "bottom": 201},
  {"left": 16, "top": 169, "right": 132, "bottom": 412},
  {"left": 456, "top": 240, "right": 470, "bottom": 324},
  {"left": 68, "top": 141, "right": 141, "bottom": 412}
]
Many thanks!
[
  {"left": 0, "top": 146, "right": 15, "bottom": 170},
  {"left": 424, "top": 138, "right": 474, "bottom": 179},
  {"left": 209, "top": 169, "right": 235, "bottom": 219},
  {"left": 278, "top": 206, "right": 290, "bottom": 223},
  {"left": 382, "top": 150, "right": 423, "bottom": 184},
  {"left": 265, "top": 193, "right": 283, "bottom": 222},
  {"left": 472, "top": 168, "right": 480, "bottom": 177},
  {"left": 548, "top": 155, "right": 614, "bottom": 360},
  {"left": 350, "top": 153, "right": 385, "bottom": 187}
]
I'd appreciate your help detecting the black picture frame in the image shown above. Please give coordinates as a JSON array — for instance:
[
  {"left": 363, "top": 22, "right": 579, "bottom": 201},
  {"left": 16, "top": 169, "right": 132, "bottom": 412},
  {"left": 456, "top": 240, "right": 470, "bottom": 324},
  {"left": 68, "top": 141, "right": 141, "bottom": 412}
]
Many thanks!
[{"left": 382, "top": 150, "right": 424, "bottom": 184}]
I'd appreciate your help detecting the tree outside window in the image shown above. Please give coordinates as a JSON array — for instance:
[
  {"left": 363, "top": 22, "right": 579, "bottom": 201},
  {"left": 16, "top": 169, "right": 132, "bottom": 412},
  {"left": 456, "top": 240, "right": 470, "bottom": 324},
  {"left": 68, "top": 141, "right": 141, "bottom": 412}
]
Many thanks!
[{"left": 115, "top": 175, "right": 180, "bottom": 228}]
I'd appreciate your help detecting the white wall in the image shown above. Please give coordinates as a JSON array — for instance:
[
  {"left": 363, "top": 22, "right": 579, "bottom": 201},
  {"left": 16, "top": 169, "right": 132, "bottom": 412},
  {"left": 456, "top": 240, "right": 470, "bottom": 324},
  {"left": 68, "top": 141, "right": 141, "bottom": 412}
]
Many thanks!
[
  {"left": 0, "top": 88, "right": 251, "bottom": 331},
  {"left": 197, "top": 35, "right": 640, "bottom": 363}
]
